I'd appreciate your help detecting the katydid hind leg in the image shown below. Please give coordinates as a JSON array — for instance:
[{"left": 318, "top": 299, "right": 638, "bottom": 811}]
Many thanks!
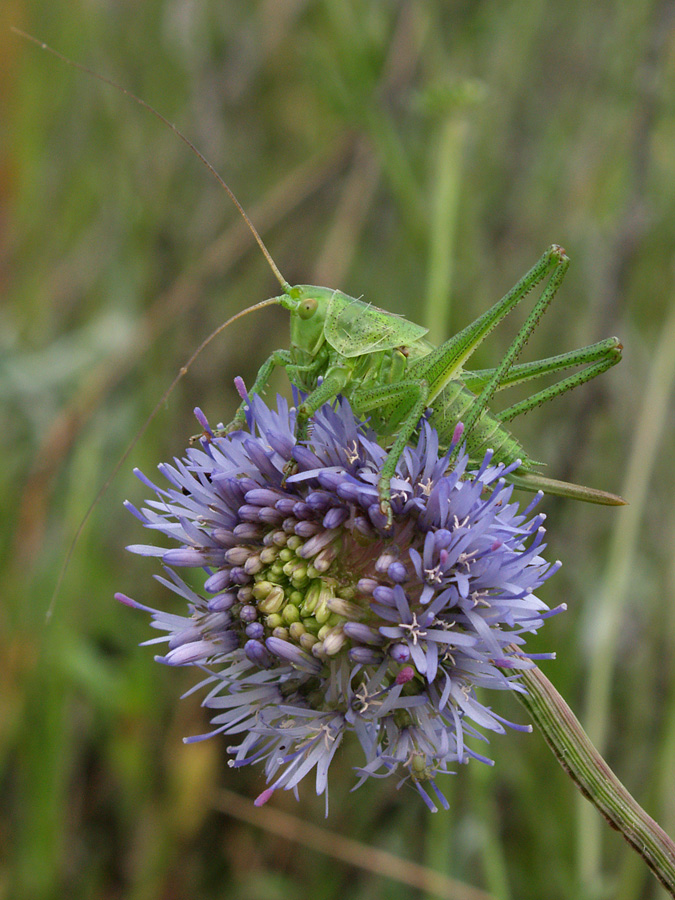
[
  {"left": 457, "top": 332, "right": 624, "bottom": 504},
  {"left": 462, "top": 337, "right": 622, "bottom": 394},
  {"left": 407, "top": 245, "right": 564, "bottom": 401},
  {"left": 496, "top": 339, "right": 622, "bottom": 423},
  {"left": 483, "top": 339, "right": 625, "bottom": 505},
  {"left": 459, "top": 249, "right": 570, "bottom": 439}
]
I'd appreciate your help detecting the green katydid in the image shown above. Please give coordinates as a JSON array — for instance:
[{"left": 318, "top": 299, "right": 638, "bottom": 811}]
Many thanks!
[{"left": 220, "top": 245, "right": 623, "bottom": 526}]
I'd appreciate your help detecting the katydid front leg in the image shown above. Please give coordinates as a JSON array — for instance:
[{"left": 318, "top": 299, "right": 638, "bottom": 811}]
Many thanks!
[
  {"left": 215, "top": 349, "right": 325, "bottom": 437},
  {"left": 216, "top": 349, "right": 293, "bottom": 435},
  {"left": 293, "top": 365, "right": 352, "bottom": 443},
  {"left": 279, "top": 365, "right": 352, "bottom": 483}
]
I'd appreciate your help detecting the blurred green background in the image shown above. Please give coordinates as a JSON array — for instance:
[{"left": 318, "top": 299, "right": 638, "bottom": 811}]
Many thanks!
[{"left": 3, "top": 1, "right": 675, "bottom": 898}]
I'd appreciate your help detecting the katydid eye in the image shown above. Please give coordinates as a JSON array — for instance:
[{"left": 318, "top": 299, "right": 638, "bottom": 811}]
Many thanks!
[{"left": 298, "top": 297, "right": 318, "bottom": 319}]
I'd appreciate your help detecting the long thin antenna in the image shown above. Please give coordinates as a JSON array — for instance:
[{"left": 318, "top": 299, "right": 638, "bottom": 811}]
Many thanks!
[
  {"left": 45, "top": 295, "right": 285, "bottom": 621},
  {"left": 11, "top": 28, "right": 291, "bottom": 293}
]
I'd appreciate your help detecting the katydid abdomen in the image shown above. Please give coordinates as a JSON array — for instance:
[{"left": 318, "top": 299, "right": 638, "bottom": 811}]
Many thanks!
[{"left": 429, "top": 378, "right": 532, "bottom": 469}]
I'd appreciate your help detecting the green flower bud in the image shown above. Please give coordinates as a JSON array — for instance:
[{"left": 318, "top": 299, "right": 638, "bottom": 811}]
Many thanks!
[
  {"left": 258, "top": 585, "right": 285, "bottom": 613},
  {"left": 260, "top": 546, "right": 278, "bottom": 565},
  {"left": 282, "top": 603, "right": 300, "bottom": 624},
  {"left": 289, "top": 621, "right": 306, "bottom": 640},
  {"left": 252, "top": 580, "right": 274, "bottom": 601}
]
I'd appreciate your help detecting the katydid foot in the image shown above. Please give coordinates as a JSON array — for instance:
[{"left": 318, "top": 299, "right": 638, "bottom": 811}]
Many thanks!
[
  {"left": 378, "top": 477, "right": 395, "bottom": 529},
  {"left": 379, "top": 499, "right": 394, "bottom": 530}
]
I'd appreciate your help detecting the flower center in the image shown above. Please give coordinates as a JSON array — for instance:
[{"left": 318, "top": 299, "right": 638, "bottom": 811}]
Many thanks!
[{"left": 218, "top": 498, "right": 418, "bottom": 663}]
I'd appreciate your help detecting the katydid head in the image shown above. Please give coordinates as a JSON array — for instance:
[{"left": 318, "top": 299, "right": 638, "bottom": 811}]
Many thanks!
[{"left": 278, "top": 286, "right": 336, "bottom": 357}]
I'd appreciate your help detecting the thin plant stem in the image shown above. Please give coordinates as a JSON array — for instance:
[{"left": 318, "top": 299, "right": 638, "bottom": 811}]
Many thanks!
[{"left": 514, "top": 659, "right": 675, "bottom": 896}]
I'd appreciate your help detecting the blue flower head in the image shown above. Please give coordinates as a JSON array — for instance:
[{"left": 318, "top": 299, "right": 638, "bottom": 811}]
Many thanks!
[{"left": 117, "top": 391, "right": 561, "bottom": 812}]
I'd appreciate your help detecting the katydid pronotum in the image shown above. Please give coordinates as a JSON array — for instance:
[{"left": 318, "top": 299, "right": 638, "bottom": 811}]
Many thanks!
[{"left": 18, "top": 30, "right": 623, "bottom": 578}]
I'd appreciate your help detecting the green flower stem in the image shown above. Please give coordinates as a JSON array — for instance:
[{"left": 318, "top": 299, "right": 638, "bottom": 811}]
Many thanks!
[{"left": 513, "top": 659, "right": 675, "bottom": 896}]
